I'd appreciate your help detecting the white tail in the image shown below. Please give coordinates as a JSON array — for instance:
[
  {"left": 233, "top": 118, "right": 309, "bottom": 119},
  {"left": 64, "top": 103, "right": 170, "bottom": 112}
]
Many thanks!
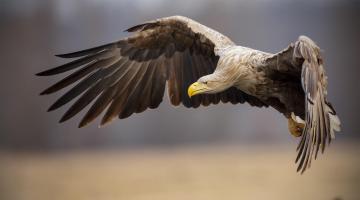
[{"left": 326, "top": 103, "right": 341, "bottom": 139}]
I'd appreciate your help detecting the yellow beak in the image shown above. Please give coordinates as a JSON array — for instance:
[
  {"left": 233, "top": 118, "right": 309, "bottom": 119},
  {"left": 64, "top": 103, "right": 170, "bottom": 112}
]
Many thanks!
[{"left": 187, "top": 82, "right": 207, "bottom": 97}]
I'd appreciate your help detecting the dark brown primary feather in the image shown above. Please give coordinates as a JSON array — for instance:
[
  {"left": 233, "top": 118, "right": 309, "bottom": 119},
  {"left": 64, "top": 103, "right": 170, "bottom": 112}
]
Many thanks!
[
  {"left": 265, "top": 36, "right": 340, "bottom": 173},
  {"left": 37, "top": 16, "right": 266, "bottom": 127}
]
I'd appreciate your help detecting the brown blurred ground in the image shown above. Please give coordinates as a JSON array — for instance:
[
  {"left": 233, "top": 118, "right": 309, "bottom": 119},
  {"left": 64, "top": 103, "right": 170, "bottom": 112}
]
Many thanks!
[{"left": 1, "top": 143, "right": 359, "bottom": 200}]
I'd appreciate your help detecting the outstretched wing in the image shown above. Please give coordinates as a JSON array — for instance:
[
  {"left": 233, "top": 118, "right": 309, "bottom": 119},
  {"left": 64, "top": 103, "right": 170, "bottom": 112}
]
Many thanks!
[
  {"left": 37, "top": 16, "right": 266, "bottom": 127},
  {"left": 265, "top": 36, "right": 341, "bottom": 173}
]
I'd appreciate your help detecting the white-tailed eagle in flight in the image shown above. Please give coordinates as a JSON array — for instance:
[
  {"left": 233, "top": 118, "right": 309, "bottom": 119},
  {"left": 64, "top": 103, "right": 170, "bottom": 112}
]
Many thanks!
[{"left": 37, "top": 16, "right": 341, "bottom": 173}]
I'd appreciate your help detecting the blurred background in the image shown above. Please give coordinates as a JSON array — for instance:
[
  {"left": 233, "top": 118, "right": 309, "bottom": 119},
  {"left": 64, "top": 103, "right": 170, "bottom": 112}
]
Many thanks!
[{"left": 0, "top": 0, "right": 359, "bottom": 199}]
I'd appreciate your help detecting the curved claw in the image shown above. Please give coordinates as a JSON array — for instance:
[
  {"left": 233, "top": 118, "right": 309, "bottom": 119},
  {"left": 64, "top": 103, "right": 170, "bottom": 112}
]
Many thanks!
[{"left": 288, "top": 113, "right": 305, "bottom": 137}]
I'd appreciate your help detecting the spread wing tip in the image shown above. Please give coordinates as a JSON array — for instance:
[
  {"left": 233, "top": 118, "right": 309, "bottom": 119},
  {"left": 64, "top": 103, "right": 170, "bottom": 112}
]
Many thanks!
[{"left": 36, "top": 71, "right": 49, "bottom": 76}]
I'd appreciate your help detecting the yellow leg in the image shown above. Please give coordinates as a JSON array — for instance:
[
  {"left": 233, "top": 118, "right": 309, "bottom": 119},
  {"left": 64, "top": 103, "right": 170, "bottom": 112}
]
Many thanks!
[{"left": 288, "top": 113, "right": 305, "bottom": 137}]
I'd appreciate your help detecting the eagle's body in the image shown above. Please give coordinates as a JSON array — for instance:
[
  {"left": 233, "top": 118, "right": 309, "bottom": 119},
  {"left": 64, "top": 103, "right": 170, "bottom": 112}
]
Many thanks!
[
  {"left": 205, "top": 45, "right": 306, "bottom": 120},
  {"left": 37, "top": 16, "right": 340, "bottom": 173}
]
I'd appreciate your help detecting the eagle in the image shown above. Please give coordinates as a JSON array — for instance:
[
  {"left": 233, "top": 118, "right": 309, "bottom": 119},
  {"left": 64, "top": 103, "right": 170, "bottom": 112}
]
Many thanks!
[{"left": 37, "top": 16, "right": 341, "bottom": 173}]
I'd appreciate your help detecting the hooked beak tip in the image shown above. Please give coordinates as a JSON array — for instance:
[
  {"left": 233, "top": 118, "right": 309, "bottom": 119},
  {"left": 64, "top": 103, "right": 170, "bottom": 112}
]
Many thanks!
[{"left": 188, "top": 82, "right": 202, "bottom": 98}]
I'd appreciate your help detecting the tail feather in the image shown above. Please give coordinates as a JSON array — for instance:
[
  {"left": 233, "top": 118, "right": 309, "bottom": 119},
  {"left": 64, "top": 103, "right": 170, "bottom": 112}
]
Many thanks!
[{"left": 326, "top": 102, "right": 341, "bottom": 138}]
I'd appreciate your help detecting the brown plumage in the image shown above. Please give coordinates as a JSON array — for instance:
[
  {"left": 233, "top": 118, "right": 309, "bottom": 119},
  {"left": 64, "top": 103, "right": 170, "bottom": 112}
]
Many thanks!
[{"left": 37, "top": 16, "right": 340, "bottom": 173}]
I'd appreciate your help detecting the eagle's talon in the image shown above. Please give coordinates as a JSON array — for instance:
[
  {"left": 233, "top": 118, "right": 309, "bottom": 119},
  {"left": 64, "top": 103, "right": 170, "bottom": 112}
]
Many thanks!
[{"left": 288, "top": 113, "right": 305, "bottom": 137}]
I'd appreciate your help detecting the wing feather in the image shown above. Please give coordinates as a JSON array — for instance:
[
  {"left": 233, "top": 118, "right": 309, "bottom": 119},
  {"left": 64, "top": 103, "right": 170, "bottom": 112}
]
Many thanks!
[
  {"left": 40, "top": 56, "right": 121, "bottom": 95},
  {"left": 79, "top": 84, "right": 117, "bottom": 127},
  {"left": 55, "top": 43, "right": 117, "bottom": 58},
  {"left": 60, "top": 75, "right": 112, "bottom": 122},
  {"left": 119, "top": 62, "right": 154, "bottom": 119},
  {"left": 37, "top": 49, "right": 115, "bottom": 76}
]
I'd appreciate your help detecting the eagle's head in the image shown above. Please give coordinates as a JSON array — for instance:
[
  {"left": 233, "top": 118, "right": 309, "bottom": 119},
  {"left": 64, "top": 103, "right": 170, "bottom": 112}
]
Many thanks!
[{"left": 187, "top": 73, "right": 234, "bottom": 97}]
